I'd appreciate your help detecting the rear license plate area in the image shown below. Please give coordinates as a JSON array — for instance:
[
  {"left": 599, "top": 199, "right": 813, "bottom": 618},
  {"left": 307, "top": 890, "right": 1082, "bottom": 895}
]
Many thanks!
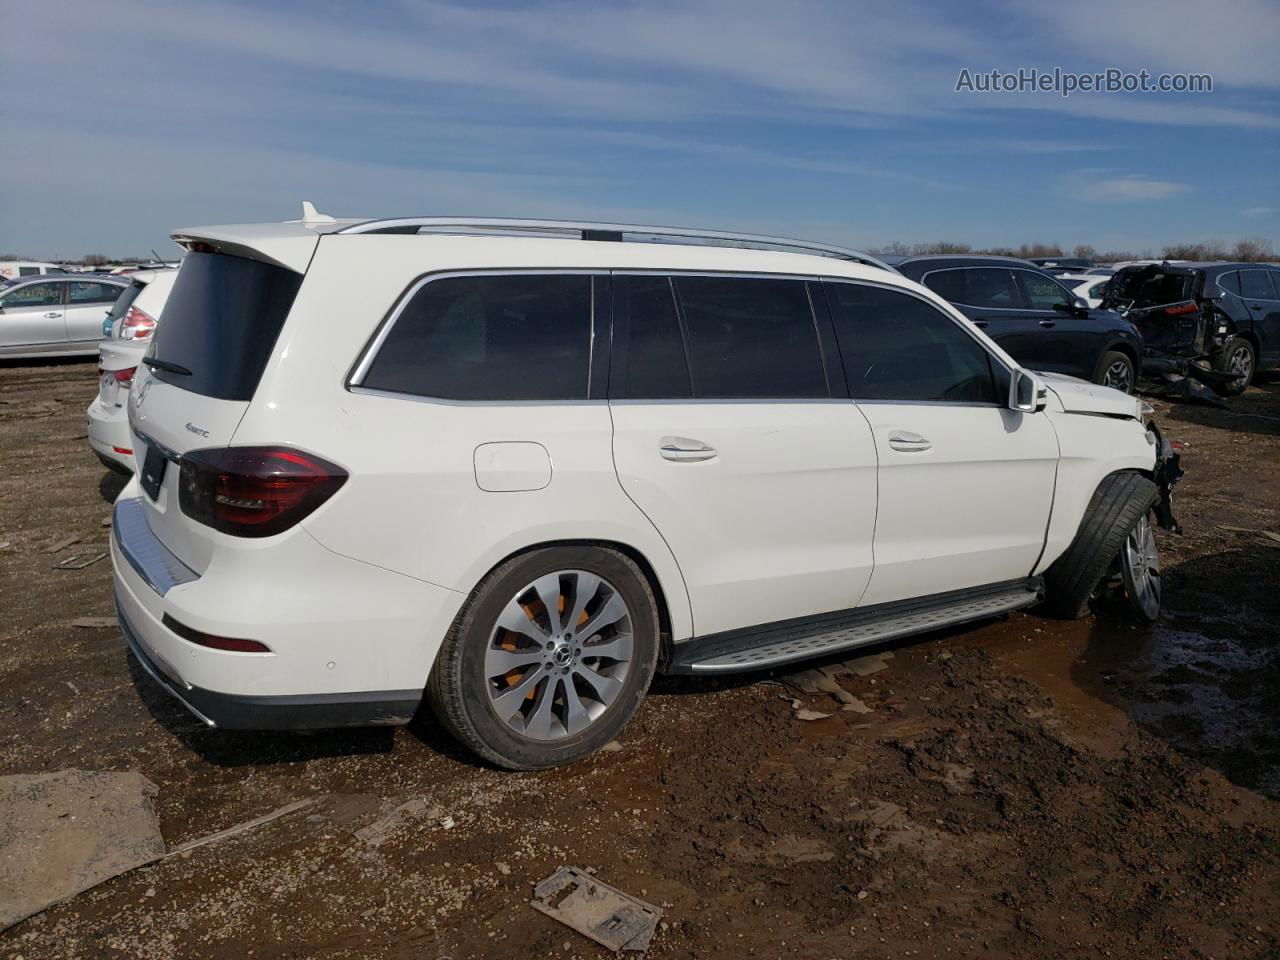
[{"left": 140, "top": 443, "right": 167, "bottom": 501}]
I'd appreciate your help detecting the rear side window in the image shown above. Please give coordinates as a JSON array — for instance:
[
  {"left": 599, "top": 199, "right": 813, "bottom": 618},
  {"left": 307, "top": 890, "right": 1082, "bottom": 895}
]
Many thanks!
[
  {"left": 361, "top": 274, "right": 592, "bottom": 401},
  {"left": 924, "top": 268, "right": 1019, "bottom": 309},
  {"left": 1240, "top": 269, "right": 1278, "bottom": 300},
  {"left": 148, "top": 252, "right": 303, "bottom": 402},
  {"left": 674, "top": 276, "right": 827, "bottom": 399},
  {"left": 18, "top": 266, "right": 39, "bottom": 277},
  {"left": 610, "top": 275, "right": 691, "bottom": 399},
  {"left": 824, "top": 281, "right": 1002, "bottom": 404},
  {"left": 69, "top": 281, "right": 121, "bottom": 304},
  {"left": 1216, "top": 271, "right": 1240, "bottom": 296}
]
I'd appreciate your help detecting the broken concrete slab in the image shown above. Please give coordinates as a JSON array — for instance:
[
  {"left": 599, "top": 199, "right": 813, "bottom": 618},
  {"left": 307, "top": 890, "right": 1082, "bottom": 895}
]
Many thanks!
[
  {"left": 841, "top": 697, "right": 874, "bottom": 714},
  {"left": 794, "top": 708, "right": 832, "bottom": 721},
  {"left": 843, "top": 653, "right": 892, "bottom": 677},
  {"left": 0, "top": 770, "right": 165, "bottom": 931},
  {"left": 354, "top": 797, "right": 445, "bottom": 847},
  {"left": 531, "top": 866, "right": 661, "bottom": 953}
]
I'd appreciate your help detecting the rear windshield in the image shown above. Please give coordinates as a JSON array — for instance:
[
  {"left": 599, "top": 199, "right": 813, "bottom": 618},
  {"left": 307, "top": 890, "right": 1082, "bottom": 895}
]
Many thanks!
[
  {"left": 147, "top": 252, "right": 302, "bottom": 401},
  {"left": 107, "top": 280, "right": 146, "bottom": 333},
  {"left": 1105, "top": 268, "right": 1194, "bottom": 308}
]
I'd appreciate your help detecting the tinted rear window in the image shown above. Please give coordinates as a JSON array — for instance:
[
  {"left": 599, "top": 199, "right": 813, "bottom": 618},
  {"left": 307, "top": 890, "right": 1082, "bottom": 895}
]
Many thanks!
[
  {"left": 148, "top": 253, "right": 303, "bottom": 402},
  {"left": 610, "top": 274, "right": 691, "bottom": 399},
  {"left": 1240, "top": 269, "right": 1278, "bottom": 300},
  {"left": 361, "top": 273, "right": 593, "bottom": 401}
]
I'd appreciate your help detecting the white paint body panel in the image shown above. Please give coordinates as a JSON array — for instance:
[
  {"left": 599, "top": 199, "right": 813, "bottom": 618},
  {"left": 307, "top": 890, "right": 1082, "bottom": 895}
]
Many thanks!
[
  {"left": 610, "top": 401, "right": 877, "bottom": 636},
  {"left": 855, "top": 404, "right": 1059, "bottom": 607}
]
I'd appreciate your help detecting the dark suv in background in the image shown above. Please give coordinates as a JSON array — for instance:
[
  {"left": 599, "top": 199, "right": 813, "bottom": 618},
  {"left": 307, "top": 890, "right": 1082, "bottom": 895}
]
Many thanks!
[
  {"left": 896, "top": 256, "right": 1144, "bottom": 393},
  {"left": 1103, "top": 262, "right": 1280, "bottom": 396}
]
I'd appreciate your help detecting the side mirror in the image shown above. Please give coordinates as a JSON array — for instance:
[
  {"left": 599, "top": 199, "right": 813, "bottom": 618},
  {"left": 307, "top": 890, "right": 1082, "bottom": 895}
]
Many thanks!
[{"left": 1010, "top": 369, "right": 1045, "bottom": 413}]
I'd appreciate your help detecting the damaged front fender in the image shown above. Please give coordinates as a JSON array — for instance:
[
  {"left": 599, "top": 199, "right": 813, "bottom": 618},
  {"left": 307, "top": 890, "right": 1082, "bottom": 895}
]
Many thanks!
[{"left": 1148, "top": 420, "right": 1184, "bottom": 533}]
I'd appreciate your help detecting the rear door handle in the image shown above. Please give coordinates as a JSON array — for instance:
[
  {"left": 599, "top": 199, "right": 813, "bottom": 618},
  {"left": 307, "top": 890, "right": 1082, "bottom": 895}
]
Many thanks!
[
  {"left": 972, "top": 319, "right": 989, "bottom": 329},
  {"left": 44, "top": 312, "right": 62, "bottom": 318},
  {"left": 659, "top": 437, "right": 717, "bottom": 462},
  {"left": 887, "top": 430, "right": 932, "bottom": 453},
  {"left": 1038, "top": 320, "right": 1056, "bottom": 328}
]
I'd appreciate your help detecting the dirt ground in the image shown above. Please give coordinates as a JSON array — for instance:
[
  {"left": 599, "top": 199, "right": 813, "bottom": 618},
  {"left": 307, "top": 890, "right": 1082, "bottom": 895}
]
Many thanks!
[{"left": 1, "top": 359, "right": 1278, "bottom": 960}]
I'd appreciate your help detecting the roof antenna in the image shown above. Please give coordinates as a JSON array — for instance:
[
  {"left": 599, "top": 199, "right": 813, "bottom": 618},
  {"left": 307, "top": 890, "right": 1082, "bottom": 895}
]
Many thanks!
[{"left": 299, "top": 201, "right": 336, "bottom": 225}]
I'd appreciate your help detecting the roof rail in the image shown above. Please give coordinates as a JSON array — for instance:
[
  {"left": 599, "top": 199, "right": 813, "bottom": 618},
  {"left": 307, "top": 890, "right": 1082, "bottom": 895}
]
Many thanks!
[{"left": 335, "top": 217, "right": 892, "bottom": 270}]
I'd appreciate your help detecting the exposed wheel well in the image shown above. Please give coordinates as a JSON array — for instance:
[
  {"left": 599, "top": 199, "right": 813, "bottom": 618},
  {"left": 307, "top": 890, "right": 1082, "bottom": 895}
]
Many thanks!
[
  {"left": 480, "top": 539, "right": 675, "bottom": 647},
  {"left": 1105, "top": 342, "right": 1139, "bottom": 366}
]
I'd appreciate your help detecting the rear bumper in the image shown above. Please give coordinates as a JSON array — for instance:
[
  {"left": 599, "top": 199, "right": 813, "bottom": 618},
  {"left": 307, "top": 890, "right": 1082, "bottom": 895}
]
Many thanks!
[
  {"left": 110, "top": 489, "right": 464, "bottom": 730},
  {"left": 117, "top": 594, "right": 421, "bottom": 729},
  {"left": 86, "top": 397, "right": 134, "bottom": 472}
]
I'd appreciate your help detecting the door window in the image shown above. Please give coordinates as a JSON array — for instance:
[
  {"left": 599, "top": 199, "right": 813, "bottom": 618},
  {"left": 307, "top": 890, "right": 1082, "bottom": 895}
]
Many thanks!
[
  {"left": 1216, "top": 271, "right": 1240, "bottom": 296},
  {"left": 1014, "top": 270, "right": 1072, "bottom": 310},
  {"left": 361, "top": 273, "right": 593, "bottom": 401},
  {"left": 824, "top": 281, "right": 1004, "bottom": 404},
  {"left": 610, "top": 275, "right": 691, "bottom": 399},
  {"left": 0, "top": 282, "right": 62, "bottom": 308},
  {"left": 69, "top": 281, "right": 121, "bottom": 304},
  {"left": 674, "top": 276, "right": 827, "bottom": 399},
  {"left": 1240, "top": 269, "right": 1278, "bottom": 300}
]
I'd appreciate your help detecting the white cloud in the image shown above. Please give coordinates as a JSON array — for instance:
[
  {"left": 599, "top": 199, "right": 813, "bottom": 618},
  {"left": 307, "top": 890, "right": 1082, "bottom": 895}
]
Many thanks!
[{"left": 1063, "top": 172, "right": 1191, "bottom": 202}]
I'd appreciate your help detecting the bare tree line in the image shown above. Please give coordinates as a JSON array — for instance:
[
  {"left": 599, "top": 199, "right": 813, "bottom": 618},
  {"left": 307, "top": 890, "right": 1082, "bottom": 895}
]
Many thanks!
[{"left": 872, "top": 237, "right": 1276, "bottom": 263}]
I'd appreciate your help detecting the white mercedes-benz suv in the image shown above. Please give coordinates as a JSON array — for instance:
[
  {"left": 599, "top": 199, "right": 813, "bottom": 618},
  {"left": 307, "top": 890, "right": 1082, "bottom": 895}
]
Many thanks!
[{"left": 111, "top": 212, "right": 1181, "bottom": 769}]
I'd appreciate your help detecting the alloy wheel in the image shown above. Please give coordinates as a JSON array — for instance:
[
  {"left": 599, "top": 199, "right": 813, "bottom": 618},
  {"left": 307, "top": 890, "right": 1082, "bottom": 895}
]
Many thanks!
[
  {"left": 1120, "top": 513, "right": 1161, "bottom": 621},
  {"left": 1228, "top": 344, "right": 1253, "bottom": 389},
  {"left": 484, "top": 570, "right": 634, "bottom": 740},
  {"left": 1102, "top": 359, "right": 1133, "bottom": 393}
]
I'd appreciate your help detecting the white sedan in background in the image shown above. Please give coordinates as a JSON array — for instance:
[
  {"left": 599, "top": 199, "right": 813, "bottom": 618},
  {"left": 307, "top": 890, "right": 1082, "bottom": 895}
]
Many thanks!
[{"left": 86, "top": 269, "right": 178, "bottom": 472}]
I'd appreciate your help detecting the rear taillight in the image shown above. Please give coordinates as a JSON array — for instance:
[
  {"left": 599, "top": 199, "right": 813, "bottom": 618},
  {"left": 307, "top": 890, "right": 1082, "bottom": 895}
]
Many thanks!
[
  {"left": 178, "top": 446, "right": 347, "bottom": 538},
  {"left": 120, "top": 305, "right": 157, "bottom": 340},
  {"left": 112, "top": 367, "right": 136, "bottom": 384},
  {"left": 1164, "top": 302, "right": 1198, "bottom": 316}
]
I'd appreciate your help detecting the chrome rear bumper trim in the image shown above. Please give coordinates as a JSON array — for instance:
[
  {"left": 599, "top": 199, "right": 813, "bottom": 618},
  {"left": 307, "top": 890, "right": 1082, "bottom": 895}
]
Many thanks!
[{"left": 113, "top": 497, "right": 198, "bottom": 596}]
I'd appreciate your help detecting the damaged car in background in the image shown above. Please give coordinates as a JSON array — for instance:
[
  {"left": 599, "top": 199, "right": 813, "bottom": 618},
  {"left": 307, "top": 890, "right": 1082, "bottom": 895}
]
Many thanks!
[{"left": 1104, "top": 261, "right": 1280, "bottom": 398}]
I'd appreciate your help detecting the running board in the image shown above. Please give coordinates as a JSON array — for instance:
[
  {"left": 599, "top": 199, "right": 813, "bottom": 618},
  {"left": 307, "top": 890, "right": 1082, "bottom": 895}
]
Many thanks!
[{"left": 666, "top": 578, "right": 1043, "bottom": 675}]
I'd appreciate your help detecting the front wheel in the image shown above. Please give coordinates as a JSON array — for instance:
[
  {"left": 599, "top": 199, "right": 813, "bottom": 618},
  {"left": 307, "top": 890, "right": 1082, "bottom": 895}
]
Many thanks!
[
  {"left": 1120, "top": 513, "right": 1161, "bottom": 621},
  {"left": 1096, "top": 350, "right": 1136, "bottom": 394},
  {"left": 427, "top": 545, "right": 659, "bottom": 770}
]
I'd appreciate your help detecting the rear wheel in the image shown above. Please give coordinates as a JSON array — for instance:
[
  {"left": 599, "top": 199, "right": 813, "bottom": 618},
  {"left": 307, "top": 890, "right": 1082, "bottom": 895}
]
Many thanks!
[
  {"left": 1096, "top": 350, "right": 1135, "bottom": 393},
  {"left": 427, "top": 546, "right": 659, "bottom": 770},
  {"left": 1212, "top": 336, "right": 1255, "bottom": 396}
]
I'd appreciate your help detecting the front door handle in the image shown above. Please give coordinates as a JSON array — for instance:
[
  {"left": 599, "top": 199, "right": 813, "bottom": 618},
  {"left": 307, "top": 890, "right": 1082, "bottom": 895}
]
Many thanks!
[
  {"left": 972, "top": 319, "right": 989, "bottom": 329},
  {"left": 45, "top": 312, "right": 62, "bottom": 318},
  {"left": 659, "top": 437, "right": 717, "bottom": 462},
  {"left": 1038, "top": 320, "right": 1056, "bottom": 328},
  {"left": 887, "top": 430, "right": 932, "bottom": 453}
]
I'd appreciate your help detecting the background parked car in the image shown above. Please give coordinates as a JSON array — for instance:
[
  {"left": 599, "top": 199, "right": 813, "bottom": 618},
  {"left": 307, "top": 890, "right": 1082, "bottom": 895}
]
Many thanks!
[
  {"left": 0, "top": 259, "right": 65, "bottom": 281},
  {"left": 0, "top": 274, "right": 128, "bottom": 358},
  {"left": 896, "top": 256, "right": 1143, "bottom": 393},
  {"left": 1104, "top": 261, "right": 1280, "bottom": 396},
  {"left": 1058, "top": 272, "right": 1113, "bottom": 308},
  {"left": 87, "top": 268, "right": 178, "bottom": 472}
]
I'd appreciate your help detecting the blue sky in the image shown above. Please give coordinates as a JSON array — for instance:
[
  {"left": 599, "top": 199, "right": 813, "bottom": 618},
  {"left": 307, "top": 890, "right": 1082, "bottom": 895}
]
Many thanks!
[{"left": 2, "top": 0, "right": 1277, "bottom": 258}]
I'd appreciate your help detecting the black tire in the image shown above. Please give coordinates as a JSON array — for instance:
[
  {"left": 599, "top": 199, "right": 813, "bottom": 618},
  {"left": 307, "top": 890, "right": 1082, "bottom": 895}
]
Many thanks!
[
  {"left": 1043, "top": 471, "right": 1159, "bottom": 620},
  {"left": 427, "top": 545, "right": 659, "bottom": 770},
  {"left": 1212, "top": 336, "right": 1255, "bottom": 397},
  {"left": 1094, "top": 350, "right": 1136, "bottom": 394}
]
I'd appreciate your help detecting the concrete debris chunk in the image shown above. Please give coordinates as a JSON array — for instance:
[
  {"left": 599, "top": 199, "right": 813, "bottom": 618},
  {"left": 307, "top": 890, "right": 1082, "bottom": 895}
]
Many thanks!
[
  {"left": 354, "top": 797, "right": 445, "bottom": 846},
  {"left": 0, "top": 770, "right": 165, "bottom": 931},
  {"left": 794, "top": 708, "right": 832, "bottom": 721},
  {"left": 531, "top": 866, "right": 661, "bottom": 953},
  {"left": 843, "top": 653, "right": 892, "bottom": 677},
  {"left": 841, "top": 697, "right": 874, "bottom": 714}
]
